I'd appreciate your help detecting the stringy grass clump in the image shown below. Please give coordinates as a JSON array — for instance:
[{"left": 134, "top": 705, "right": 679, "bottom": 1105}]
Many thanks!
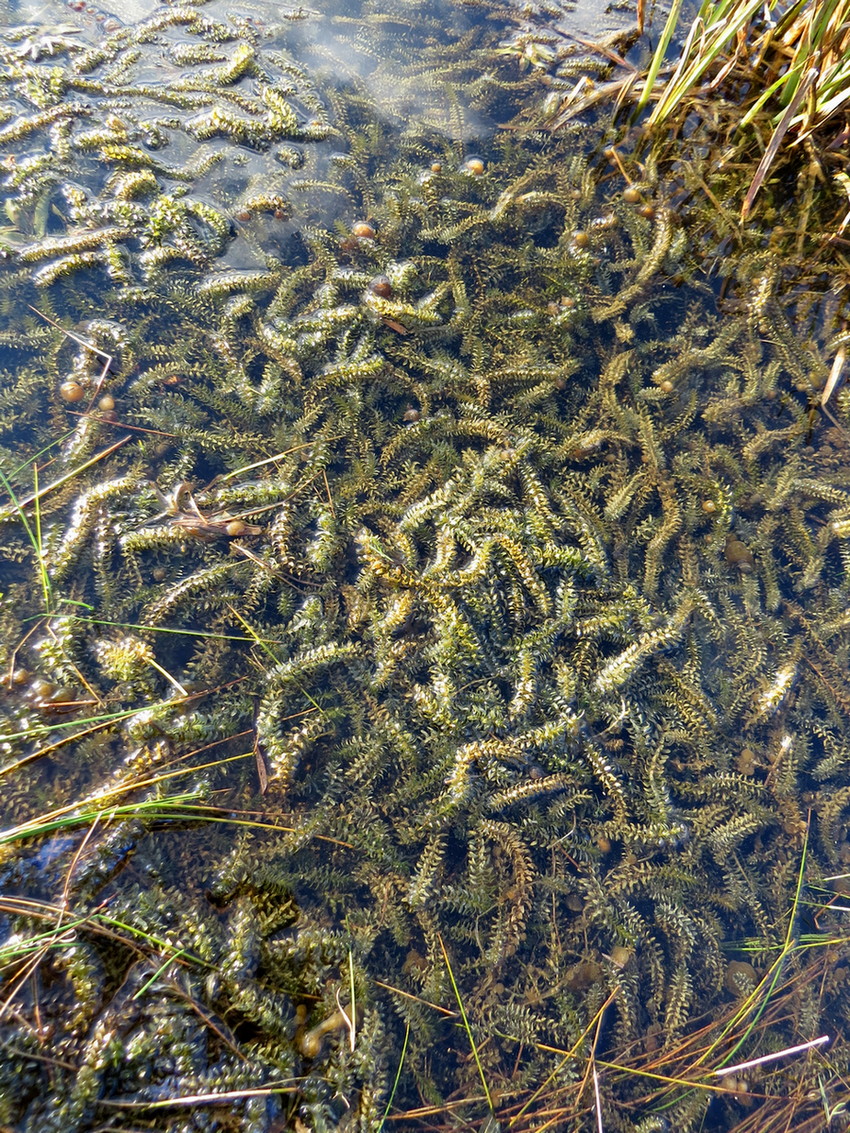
[
  {"left": 641, "top": 0, "right": 850, "bottom": 222},
  {"left": 550, "top": 0, "right": 850, "bottom": 283}
]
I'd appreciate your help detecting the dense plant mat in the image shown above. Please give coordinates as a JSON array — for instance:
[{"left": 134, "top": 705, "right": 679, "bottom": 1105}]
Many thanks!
[{"left": 0, "top": 1, "right": 849, "bottom": 1130}]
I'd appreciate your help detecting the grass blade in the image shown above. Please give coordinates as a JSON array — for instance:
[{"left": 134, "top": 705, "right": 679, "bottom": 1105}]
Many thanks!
[
  {"left": 438, "top": 933, "right": 494, "bottom": 1114},
  {"left": 347, "top": 948, "right": 357, "bottom": 1052},
  {"left": 0, "top": 435, "right": 132, "bottom": 522},
  {"left": 636, "top": 0, "right": 685, "bottom": 112},
  {"left": 741, "top": 65, "right": 819, "bottom": 219},
  {"left": 377, "top": 1021, "right": 410, "bottom": 1131}
]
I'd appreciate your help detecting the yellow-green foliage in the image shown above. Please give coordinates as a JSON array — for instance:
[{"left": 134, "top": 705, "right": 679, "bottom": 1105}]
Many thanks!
[{"left": 0, "top": 1, "right": 848, "bottom": 1131}]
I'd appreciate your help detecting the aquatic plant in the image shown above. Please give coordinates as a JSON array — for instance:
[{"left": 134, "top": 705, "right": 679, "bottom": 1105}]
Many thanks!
[
  {"left": 537, "top": 0, "right": 850, "bottom": 437},
  {"left": 0, "top": 0, "right": 848, "bottom": 1130}
]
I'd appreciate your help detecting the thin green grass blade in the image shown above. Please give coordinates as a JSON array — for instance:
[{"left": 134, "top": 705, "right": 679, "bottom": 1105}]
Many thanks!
[
  {"left": 649, "top": 0, "right": 775, "bottom": 125},
  {"left": 0, "top": 699, "right": 177, "bottom": 746},
  {"left": 132, "top": 949, "right": 188, "bottom": 1000},
  {"left": 226, "top": 602, "right": 284, "bottom": 666},
  {"left": 31, "top": 463, "right": 52, "bottom": 613},
  {"left": 0, "top": 466, "right": 39, "bottom": 557},
  {"left": 650, "top": 10, "right": 707, "bottom": 121},
  {"left": 439, "top": 933, "right": 494, "bottom": 1114},
  {"left": 347, "top": 947, "right": 357, "bottom": 1051},
  {"left": 636, "top": 0, "right": 686, "bottom": 112},
  {"left": 718, "top": 827, "right": 810, "bottom": 1064},
  {"left": 774, "top": 0, "right": 819, "bottom": 36},
  {"left": 94, "top": 912, "right": 207, "bottom": 964},
  {"left": 807, "top": 0, "right": 843, "bottom": 47},
  {"left": 807, "top": 67, "right": 850, "bottom": 123},
  {"left": 7, "top": 429, "right": 77, "bottom": 481},
  {"left": 54, "top": 614, "right": 287, "bottom": 647},
  {"left": 377, "top": 1021, "right": 410, "bottom": 1132},
  {"left": 742, "top": 65, "right": 819, "bottom": 218},
  {"left": 739, "top": 68, "right": 800, "bottom": 128},
  {"left": 0, "top": 434, "right": 131, "bottom": 521},
  {"left": 0, "top": 915, "right": 91, "bottom": 965},
  {"left": 0, "top": 791, "right": 205, "bottom": 845}
]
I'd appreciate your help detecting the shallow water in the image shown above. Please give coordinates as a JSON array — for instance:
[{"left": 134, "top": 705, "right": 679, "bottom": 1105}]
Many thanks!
[{"left": 0, "top": 2, "right": 847, "bottom": 1131}]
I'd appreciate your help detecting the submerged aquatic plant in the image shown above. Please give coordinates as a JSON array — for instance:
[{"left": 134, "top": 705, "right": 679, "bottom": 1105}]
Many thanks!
[
  {"left": 541, "top": 0, "right": 850, "bottom": 383},
  {"left": 0, "top": 0, "right": 848, "bottom": 1131}
]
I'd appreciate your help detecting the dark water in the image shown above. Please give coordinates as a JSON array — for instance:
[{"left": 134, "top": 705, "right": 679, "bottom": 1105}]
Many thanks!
[{"left": 0, "top": 2, "right": 847, "bottom": 1131}]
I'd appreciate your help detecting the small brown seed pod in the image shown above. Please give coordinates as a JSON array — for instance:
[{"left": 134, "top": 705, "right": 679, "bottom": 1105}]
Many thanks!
[
  {"left": 623, "top": 186, "right": 642, "bottom": 203},
  {"left": 28, "top": 677, "right": 58, "bottom": 703},
  {"left": 369, "top": 274, "right": 393, "bottom": 299},
  {"left": 725, "top": 534, "right": 754, "bottom": 570},
  {"left": 60, "top": 379, "right": 85, "bottom": 403}
]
